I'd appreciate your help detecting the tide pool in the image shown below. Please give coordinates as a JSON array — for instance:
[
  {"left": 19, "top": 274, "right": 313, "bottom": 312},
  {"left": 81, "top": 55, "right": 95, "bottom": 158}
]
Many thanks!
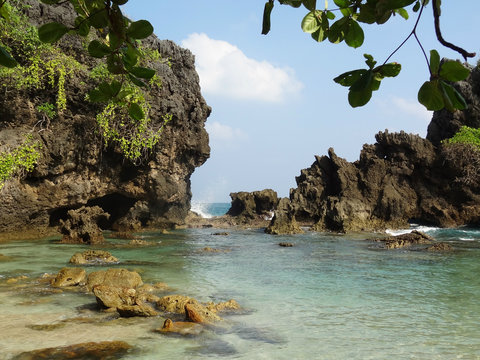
[{"left": 1, "top": 227, "right": 480, "bottom": 359}]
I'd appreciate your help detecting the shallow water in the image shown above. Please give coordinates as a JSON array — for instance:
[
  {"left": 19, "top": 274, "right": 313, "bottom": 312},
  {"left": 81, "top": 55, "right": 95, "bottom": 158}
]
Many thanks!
[{"left": 1, "top": 227, "right": 480, "bottom": 359}]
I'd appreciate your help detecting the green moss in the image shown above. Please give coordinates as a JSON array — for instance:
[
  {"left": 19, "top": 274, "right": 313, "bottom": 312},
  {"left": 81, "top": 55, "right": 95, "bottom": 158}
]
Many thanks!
[
  {"left": 0, "top": 134, "right": 42, "bottom": 190},
  {"left": 443, "top": 126, "right": 480, "bottom": 149}
]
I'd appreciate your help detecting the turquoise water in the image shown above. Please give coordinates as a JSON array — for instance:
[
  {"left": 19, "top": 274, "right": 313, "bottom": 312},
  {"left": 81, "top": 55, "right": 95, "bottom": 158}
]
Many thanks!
[{"left": 1, "top": 226, "right": 480, "bottom": 359}]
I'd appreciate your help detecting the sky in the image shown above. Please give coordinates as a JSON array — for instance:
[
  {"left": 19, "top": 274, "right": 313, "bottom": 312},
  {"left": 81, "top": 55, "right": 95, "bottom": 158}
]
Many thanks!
[{"left": 123, "top": 1, "right": 480, "bottom": 203}]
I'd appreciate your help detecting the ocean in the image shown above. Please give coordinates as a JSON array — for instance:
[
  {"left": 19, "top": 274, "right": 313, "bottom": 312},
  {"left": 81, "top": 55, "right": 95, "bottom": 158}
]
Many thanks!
[{"left": 1, "top": 205, "right": 480, "bottom": 359}]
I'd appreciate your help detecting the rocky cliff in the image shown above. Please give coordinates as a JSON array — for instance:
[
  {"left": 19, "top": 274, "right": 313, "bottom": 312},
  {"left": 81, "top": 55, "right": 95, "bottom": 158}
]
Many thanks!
[
  {"left": 0, "top": 1, "right": 210, "bottom": 239},
  {"left": 269, "top": 65, "right": 480, "bottom": 233}
]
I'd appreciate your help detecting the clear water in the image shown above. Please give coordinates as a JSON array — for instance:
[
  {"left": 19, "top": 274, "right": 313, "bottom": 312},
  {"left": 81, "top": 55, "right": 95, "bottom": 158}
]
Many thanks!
[{"left": 1, "top": 226, "right": 480, "bottom": 359}]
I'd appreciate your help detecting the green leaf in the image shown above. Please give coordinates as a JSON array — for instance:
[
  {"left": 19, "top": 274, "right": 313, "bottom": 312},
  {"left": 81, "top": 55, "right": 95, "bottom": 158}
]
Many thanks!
[
  {"left": 262, "top": 1, "right": 274, "bottom": 35},
  {"left": 74, "top": 16, "right": 90, "bottom": 37},
  {"left": 112, "top": 0, "right": 129, "bottom": 4},
  {"left": 40, "top": 0, "right": 62, "bottom": 4},
  {"left": 440, "top": 81, "right": 467, "bottom": 111},
  {"left": 439, "top": 60, "right": 470, "bottom": 82},
  {"left": 418, "top": 80, "right": 444, "bottom": 111},
  {"left": 344, "top": 19, "right": 364, "bottom": 48},
  {"left": 0, "top": 46, "right": 17, "bottom": 68},
  {"left": 107, "top": 54, "right": 124, "bottom": 74},
  {"left": 88, "top": 89, "right": 111, "bottom": 103},
  {"left": 38, "top": 22, "right": 69, "bottom": 43},
  {"left": 302, "top": 0, "right": 317, "bottom": 11},
  {"left": 350, "top": 69, "right": 373, "bottom": 92},
  {"left": 279, "top": 0, "right": 302, "bottom": 8},
  {"left": 128, "top": 103, "right": 144, "bottom": 120},
  {"left": 110, "top": 80, "right": 122, "bottom": 96},
  {"left": 429, "top": 49, "right": 440, "bottom": 75},
  {"left": 88, "top": 40, "right": 111, "bottom": 58},
  {"left": 122, "top": 46, "right": 139, "bottom": 67},
  {"left": 412, "top": 1, "right": 421, "bottom": 12},
  {"left": 108, "top": 32, "right": 123, "bottom": 50},
  {"left": 375, "top": 63, "right": 401, "bottom": 77},
  {"left": 333, "top": 0, "right": 350, "bottom": 7},
  {"left": 302, "top": 10, "right": 321, "bottom": 33},
  {"left": 328, "top": 17, "right": 347, "bottom": 43},
  {"left": 88, "top": 8, "right": 109, "bottom": 29},
  {"left": 348, "top": 87, "right": 373, "bottom": 107},
  {"left": 377, "top": 0, "right": 416, "bottom": 11},
  {"left": 395, "top": 8, "right": 409, "bottom": 19},
  {"left": 129, "top": 66, "right": 155, "bottom": 79},
  {"left": 326, "top": 11, "right": 336, "bottom": 20},
  {"left": 364, "top": 54, "right": 376, "bottom": 69},
  {"left": 128, "top": 74, "right": 146, "bottom": 87},
  {"left": 333, "top": 69, "right": 366, "bottom": 87},
  {"left": 127, "top": 20, "right": 154, "bottom": 40}
]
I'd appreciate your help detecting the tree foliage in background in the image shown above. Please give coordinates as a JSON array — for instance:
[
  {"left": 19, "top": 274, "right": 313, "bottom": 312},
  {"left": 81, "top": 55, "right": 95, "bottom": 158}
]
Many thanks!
[
  {"left": 262, "top": 0, "right": 476, "bottom": 111},
  {"left": 0, "top": 0, "right": 170, "bottom": 165}
]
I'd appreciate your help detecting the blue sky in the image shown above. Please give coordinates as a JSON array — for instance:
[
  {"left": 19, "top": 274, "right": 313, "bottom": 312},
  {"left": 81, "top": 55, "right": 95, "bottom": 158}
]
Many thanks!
[{"left": 123, "top": 1, "right": 480, "bottom": 203}]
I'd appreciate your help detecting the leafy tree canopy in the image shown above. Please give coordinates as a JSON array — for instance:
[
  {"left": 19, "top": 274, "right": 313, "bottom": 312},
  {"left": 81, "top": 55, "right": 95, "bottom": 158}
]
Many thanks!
[{"left": 262, "top": 0, "right": 476, "bottom": 111}]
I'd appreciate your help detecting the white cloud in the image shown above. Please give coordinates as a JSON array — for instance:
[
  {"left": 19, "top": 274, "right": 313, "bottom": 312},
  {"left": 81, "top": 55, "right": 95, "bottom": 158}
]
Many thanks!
[
  {"left": 206, "top": 121, "right": 247, "bottom": 141},
  {"left": 390, "top": 96, "right": 432, "bottom": 122},
  {"left": 181, "top": 33, "right": 303, "bottom": 102}
]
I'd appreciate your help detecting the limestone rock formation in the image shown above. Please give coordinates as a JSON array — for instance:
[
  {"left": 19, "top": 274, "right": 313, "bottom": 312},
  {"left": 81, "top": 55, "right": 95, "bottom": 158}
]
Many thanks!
[
  {"left": 86, "top": 268, "right": 143, "bottom": 292},
  {"left": 227, "top": 189, "right": 278, "bottom": 222},
  {"left": 51, "top": 267, "right": 86, "bottom": 287},
  {"left": 156, "top": 318, "right": 203, "bottom": 336},
  {"left": 371, "top": 231, "right": 434, "bottom": 249},
  {"left": 265, "top": 198, "right": 303, "bottom": 235},
  {"left": 0, "top": 0, "right": 210, "bottom": 239},
  {"left": 59, "top": 206, "right": 109, "bottom": 245}
]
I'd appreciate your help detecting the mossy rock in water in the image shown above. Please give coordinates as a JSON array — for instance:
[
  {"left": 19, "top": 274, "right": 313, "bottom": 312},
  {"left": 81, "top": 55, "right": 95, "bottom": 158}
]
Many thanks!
[{"left": 12, "top": 341, "right": 132, "bottom": 360}]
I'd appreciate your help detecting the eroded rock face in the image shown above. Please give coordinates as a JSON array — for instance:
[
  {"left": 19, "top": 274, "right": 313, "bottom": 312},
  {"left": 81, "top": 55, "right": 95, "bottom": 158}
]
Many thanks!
[
  {"left": 227, "top": 189, "right": 278, "bottom": 222},
  {"left": 59, "top": 206, "right": 109, "bottom": 245},
  {"left": 87, "top": 268, "right": 143, "bottom": 292},
  {"left": 69, "top": 250, "right": 118, "bottom": 265},
  {"left": 0, "top": 0, "right": 210, "bottom": 239}
]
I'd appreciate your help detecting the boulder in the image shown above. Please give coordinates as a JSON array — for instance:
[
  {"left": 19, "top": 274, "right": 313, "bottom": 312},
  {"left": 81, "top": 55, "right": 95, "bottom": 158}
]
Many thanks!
[
  {"left": 59, "top": 206, "right": 109, "bottom": 245},
  {"left": 92, "top": 285, "right": 137, "bottom": 308},
  {"left": 278, "top": 242, "right": 294, "bottom": 247},
  {"left": 205, "top": 299, "right": 241, "bottom": 313},
  {"left": 372, "top": 231, "right": 434, "bottom": 249},
  {"left": 11, "top": 341, "right": 131, "bottom": 360},
  {"left": 69, "top": 250, "right": 118, "bottom": 265},
  {"left": 427, "top": 242, "right": 453, "bottom": 252},
  {"left": 116, "top": 303, "right": 158, "bottom": 317},
  {"left": 227, "top": 189, "right": 278, "bottom": 221},
  {"left": 265, "top": 198, "right": 304, "bottom": 235},
  {"left": 156, "top": 318, "right": 203, "bottom": 336},
  {"left": 51, "top": 267, "right": 86, "bottom": 287},
  {"left": 87, "top": 268, "right": 143, "bottom": 292},
  {"left": 156, "top": 295, "right": 192, "bottom": 314},
  {"left": 184, "top": 302, "right": 221, "bottom": 323}
]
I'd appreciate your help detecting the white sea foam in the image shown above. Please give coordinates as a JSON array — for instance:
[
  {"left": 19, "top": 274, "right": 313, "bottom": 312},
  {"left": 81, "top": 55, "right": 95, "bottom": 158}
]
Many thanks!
[
  {"left": 191, "top": 202, "right": 213, "bottom": 218},
  {"left": 386, "top": 224, "right": 439, "bottom": 236},
  {"left": 459, "top": 237, "right": 475, "bottom": 241}
]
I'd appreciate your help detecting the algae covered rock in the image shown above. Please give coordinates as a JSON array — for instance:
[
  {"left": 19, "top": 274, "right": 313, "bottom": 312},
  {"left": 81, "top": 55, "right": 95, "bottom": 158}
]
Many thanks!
[
  {"left": 69, "top": 250, "right": 118, "bottom": 265},
  {"left": 87, "top": 268, "right": 143, "bottom": 292},
  {"left": 51, "top": 267, "right": 86, "bottom": 287},
  {"left": 156, "top": 318, "right": 203, "bottom": 336}
]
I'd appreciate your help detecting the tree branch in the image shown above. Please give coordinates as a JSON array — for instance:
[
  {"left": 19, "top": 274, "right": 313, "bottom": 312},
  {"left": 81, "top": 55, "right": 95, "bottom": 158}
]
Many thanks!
[{"left": 432, "top": 0, "right": 476, "bottom": 61}]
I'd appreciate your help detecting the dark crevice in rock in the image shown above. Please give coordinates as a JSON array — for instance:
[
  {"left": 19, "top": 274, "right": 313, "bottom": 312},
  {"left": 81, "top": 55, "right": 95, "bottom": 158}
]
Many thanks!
[{"left": 86, "top": 194, "right": 137, "bottom": 229}]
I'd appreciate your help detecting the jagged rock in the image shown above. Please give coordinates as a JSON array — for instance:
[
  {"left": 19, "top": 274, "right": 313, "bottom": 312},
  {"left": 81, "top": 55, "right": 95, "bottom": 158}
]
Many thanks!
[
  {"left": 116, "top": 303, "right": 158, "bottom": 317},
  {"left": 205, "top": 299, "right": 241, "bottom": 313},
  {"left": 11, "top": 341, "right": 132, "bottom": 360},
  {"left": 278, "top": 242, "right": 294, "bottom": 247},
  {"left": 59, "top": 206, "right": 110, "bottom": 245},
  {"left": 51, "top": 267, "right": 86, "bottom": 287},
  {"left": 265, "top": 198, "right": 304, "bottom": 235},
  {"left": 156, "top": 318, "right": 203, "bottom": 336},
  {"left": 184, "top": 302, "right": 221, "bottom": 323},
  {"left": 427, "top": 242, "right": 453, "bottom": 252},
  {"left": 86, "top": 268, "right": 143, "bottom": 292},
  {"left": 227, "top": 189, "right": 278, "bottom": 221},
  {"left": 69, "top": 250, "right": 118, "bottom": 265},
  {"left": 0, "top": 0, "right": 210, "bottom": 240},
  {"left": 372, "top": 231, "right": 434, "bottom": 249},
  {"left": 156, "top": 295, "right": 192, "bottom": 314},
  {"left": 92, "top": 285, "right": 137, "bottom": 309},
  {"left": 212, "top": 232, "right": 229, "bottom": 236}
]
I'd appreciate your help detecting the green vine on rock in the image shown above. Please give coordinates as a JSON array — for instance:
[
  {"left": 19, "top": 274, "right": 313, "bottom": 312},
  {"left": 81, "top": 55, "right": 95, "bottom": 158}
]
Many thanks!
[{"left": 0, "top": 134, "right": 42, "bottom": 190}]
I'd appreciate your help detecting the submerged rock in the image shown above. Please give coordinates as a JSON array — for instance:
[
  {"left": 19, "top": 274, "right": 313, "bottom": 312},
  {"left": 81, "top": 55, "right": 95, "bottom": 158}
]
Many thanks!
[
  {"left": 427, "top": 242, "right": 454, "bottom": 252},
  {"left": 156, "top": 294, "right": 192, "bottom": 314},
  {"left": 278, "top": 242, "right": 294, "bottom": 247},
  {"left": 185, "top": 302, "right": 221, "bottom": 323},
  {"left": 372, "top": 230, "right": 434, "bottom": 249},
  {"left": 12, "top": 341, "right": 132, "bottom": 360},
  {"left": 69, "top": 250, "right": 118, "bottom": 265},
  {"left": 51, "top": 267, "right": 86, "bottom": 287},
  {"left": 92, "top": 285, "right": 137, "bottom": 309},
  {"left": 156, "top": 318, "right": 203, "bottom": 336},
  {"left": 116, "top": 303, "right": 158, "bottom": 317}
]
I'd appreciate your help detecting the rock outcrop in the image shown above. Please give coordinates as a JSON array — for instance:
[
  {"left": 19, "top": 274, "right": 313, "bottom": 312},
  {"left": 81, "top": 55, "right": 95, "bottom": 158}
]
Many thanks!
[
  {"left": 0, "top": 0, "right": 210, "bottom": 239},
  {"left": 226, "top": 189, "right": 278, "bottom": 222}
]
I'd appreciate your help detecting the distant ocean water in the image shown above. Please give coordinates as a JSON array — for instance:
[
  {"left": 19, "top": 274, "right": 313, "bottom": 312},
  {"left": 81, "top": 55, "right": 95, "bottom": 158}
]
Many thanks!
[
  {"left": 1, "top": 215, "right": 480, "bottom": 359},
  {"left": 191, "top": 202, "right": 230, "bottom": 218}
]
